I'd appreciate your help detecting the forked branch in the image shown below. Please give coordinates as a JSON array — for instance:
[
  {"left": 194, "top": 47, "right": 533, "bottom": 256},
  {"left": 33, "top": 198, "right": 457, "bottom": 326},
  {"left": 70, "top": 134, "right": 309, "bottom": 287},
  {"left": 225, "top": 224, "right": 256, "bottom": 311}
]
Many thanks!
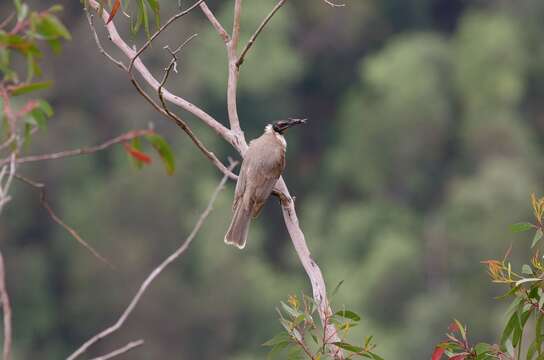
[{"left": 85, "top": 1, "right": 344, "bottom": 357}]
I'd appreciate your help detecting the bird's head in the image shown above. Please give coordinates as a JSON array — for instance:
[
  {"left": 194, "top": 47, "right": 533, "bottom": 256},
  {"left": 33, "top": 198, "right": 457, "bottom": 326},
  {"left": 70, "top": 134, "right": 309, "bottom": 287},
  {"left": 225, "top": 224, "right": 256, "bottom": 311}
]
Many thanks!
[{"left": 272, "top": 118, "right": 307, "bottom": 134}]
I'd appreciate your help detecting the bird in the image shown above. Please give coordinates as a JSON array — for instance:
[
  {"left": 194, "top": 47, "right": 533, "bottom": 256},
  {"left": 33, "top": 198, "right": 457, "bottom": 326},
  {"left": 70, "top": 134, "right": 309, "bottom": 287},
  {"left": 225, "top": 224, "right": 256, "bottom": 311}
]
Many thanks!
[{"left": 224, "top": 118, "right": 307, "bottom": 249}]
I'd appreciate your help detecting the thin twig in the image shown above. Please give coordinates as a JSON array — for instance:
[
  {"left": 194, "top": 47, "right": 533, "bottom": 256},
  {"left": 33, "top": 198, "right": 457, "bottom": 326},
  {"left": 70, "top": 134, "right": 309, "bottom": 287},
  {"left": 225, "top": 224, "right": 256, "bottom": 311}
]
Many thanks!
[
  {"left": 66, "top": 161, "right": 237, "bottom": 360},
  {"left": 87, "top": 0, "right": 234, "bottom": 145},
  {"left": 199, "top": 2, "right": 229, "bottom": 43},
  {"left": 86, "top": 10, "right": 127, "bottom": 71},
  {"left": 0, "top": 129, "right": 153, "bottom": 167},
  {"left": 0, "top": 250, "right": 12, "bottom": 360},
  {"left": 88, "top": 339, "right": 144, "bottom": 360},
  {"left": 127, "top": 0, "right": 205, "bottom": 73},
  {"left": 237, "top": 0, "right": 287, "bottom": 67},
  {"left": 14, "top": 174, "right": 114, "bottom": 269},
  {"left": 322, "top": 0, "right": 346, "bottom": 7},
  {"left": 0, "top": 154, "right": 15, "bottom": 215},
  {"left": 0, "top": 13, "right": 14, "bottom": 30},
  {"left": 158, "top": 36, "right": 237, "bottom": 180}
]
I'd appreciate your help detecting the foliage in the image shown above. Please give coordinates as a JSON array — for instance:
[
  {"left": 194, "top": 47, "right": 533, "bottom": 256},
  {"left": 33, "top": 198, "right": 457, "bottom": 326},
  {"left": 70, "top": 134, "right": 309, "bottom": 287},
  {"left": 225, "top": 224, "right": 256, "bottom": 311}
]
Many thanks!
[
  {"left": 0, "top": 0, "right": 70, "bottom": 145},
  {"left": 432, "top": 194, "right": 544, "bottom": 360},
  {"left": 265, "top": 293, "right": 382, "bottom": 360}
]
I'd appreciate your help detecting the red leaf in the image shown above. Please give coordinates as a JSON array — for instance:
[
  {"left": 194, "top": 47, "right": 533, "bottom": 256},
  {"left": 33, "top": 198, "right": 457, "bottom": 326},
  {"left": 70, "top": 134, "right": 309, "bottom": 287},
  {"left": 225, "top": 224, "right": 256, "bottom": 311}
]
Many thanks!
[
  {"left": 431, "top": 347, "right": 445, "bottom": 360},
  {"left": 106, "top": 0, "right": 121, "bottom": 24},
  {"left": 449, "top": 355, "right": 467, "bottom": 360},
  {"left": 123, "top": 143, "right": 152, "bottom": 164},
  {"left": 17, "top": 100, "right": 39, "bottom": 117},
  {"left": 448, "top": 322, "right": 459, "bottom": 333}
]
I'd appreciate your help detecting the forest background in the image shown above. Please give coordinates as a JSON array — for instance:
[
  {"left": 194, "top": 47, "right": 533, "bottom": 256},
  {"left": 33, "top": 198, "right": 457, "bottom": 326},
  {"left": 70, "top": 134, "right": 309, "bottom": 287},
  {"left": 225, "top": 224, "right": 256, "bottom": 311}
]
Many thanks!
[{"left": 2, "top": 0, "right": 544, "bottom": 359}]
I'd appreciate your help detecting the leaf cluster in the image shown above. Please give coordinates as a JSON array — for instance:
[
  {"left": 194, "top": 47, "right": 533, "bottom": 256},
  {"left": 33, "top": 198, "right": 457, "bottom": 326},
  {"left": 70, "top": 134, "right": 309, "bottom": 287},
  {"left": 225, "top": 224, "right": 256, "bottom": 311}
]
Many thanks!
[{"left": 264, "top": 292, "right": 382, "bottom": 360}]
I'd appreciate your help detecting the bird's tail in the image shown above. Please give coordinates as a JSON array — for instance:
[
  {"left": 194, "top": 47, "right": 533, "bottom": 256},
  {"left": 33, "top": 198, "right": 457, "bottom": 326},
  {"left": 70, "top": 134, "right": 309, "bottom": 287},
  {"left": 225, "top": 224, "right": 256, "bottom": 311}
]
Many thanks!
[{"left": 224, "top": 206, "right": 251, "bottom": 249}]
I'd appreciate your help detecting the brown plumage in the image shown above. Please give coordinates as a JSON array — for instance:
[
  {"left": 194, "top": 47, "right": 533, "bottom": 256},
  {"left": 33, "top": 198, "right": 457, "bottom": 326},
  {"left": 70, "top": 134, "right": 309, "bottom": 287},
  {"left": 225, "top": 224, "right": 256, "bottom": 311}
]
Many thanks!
[{"left": 225, "top": 119, "right": 305, "bottom": 249}]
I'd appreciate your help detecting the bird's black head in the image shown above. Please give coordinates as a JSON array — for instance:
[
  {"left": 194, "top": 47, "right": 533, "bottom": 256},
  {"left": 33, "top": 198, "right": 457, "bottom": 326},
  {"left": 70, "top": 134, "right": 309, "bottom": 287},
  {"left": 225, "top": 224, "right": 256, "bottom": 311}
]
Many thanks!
[{"left": 272, "top": 118, "right": 307, "bottom": 134}]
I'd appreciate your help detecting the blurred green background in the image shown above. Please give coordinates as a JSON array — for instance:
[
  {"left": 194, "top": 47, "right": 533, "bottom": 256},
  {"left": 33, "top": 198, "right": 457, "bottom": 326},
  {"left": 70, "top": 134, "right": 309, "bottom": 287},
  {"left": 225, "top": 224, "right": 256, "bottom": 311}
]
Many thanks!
[{"left": 2, "top": 0, "right": 544, "bottom": 358}]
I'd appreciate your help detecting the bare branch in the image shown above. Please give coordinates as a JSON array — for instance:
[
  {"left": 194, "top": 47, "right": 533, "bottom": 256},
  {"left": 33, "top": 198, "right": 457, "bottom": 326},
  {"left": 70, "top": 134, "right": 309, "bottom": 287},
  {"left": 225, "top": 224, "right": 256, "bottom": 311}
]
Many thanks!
[
  {"left": 199, "top": 2, "right": 229, "bottom": 43},
  {"left": 66, "top": 161, "right": 237, "bottom": 360},
  {"left": 226, "top": 0, "right": 244, "bottom": 137},
  {"left": 231, "top": 0, "right": 243, "bottom": 50},
  {"left": 237, "top": 0, "right": 287, "bottom": 67},
  {"left": 14, "top": 175, "right": 114, "bottom": 269},
  {"left": 85, "top": 10, "right": 126, "bottom": 71},
  {"left": 0, "top": 155, "right": 16, "bottom": 215},
  {"left": 0, "top": 13, "right": 14, "bottom": 30},
  {"left": 0, "top": 129, "right": 153, "bottom": 167},
  {"left": 275, "top": 178, "right": 343, "bottom": 358},
  {"left": 158, "top": 37, "right": 237, "bottom": 181},
  {"left": 0, "top": 250, "right": 12, "bottom": 360},
  {"left": 87, "top": 0, "right": 235, "bottom": 147},
  {"left": 127, "top": 0, "right": 205, "bottom": 74},
  {"left": 88, "top": 340, "right": 144, "bottom": 360},
  {"left": 322, "top": 0, "right": 346, "bottom": 7}
]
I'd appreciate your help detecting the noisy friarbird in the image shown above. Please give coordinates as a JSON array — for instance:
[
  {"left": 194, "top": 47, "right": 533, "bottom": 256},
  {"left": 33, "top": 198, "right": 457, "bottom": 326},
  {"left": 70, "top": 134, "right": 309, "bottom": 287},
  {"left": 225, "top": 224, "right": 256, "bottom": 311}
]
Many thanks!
[{"left": 224, "top": 118, "right": 306, "bottom": 249}]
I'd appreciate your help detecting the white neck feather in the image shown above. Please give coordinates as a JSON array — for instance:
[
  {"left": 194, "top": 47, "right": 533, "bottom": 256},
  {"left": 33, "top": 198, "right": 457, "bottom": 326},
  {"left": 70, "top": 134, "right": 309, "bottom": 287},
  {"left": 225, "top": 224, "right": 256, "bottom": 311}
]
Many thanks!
[{"left": 265, "top": 124, "right": 286, "bottom": 148}]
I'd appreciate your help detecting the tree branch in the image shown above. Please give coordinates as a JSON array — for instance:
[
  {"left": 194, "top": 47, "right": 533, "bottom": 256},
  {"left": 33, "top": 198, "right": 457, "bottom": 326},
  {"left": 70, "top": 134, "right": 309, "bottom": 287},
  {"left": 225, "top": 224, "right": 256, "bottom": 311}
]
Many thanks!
[
  {"left": 88, "top": 339, "right": 144, "bottom": 360},
  {"left": 199, "top": 2, "right": 229, "bottom": 43},
  {"left": 0, "top": 250, "right": 12, "bottom": 360},
  {"left": 0, "top": 129, "right": 153, "bottom": 167},
  {"left": 14, "top": 175, "right": 114, "bottom": 269},
  {"left": 226, "top": 0, "right": 244, "bottom": 137},
  {"left": 87, "top": 0, "right": 236, "bottom": 148},
  {"left": 158, "top": 39, "right": 238, "bottom": 180},
  {"left": 66, "top": 162, "right": 237, "bottom": 360},
  {"left": 276, "top": 178, "right": 343, "bottom": 357},
  {"left": 127, "top": 0, "right": 205, "bottom": 74},
  {"left": 237, "top": 0, "right": 287, "bottom": 67}
]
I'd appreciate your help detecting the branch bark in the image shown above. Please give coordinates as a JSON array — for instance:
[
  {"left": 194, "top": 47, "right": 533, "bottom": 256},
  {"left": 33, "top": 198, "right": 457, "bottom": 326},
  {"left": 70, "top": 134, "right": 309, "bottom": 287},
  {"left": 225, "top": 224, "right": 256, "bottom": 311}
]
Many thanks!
[
  {"left": 0, "top": 129, "right": 153, "bottom": 167},
  {"left": 0, "top": 250, "right": 11, "bottom": 360},
  {"left": 88, "top": 339, "right": 144, "bottom": 360},
  {"left": 15, "top": 174, "right": 114, "bottom": 268}
]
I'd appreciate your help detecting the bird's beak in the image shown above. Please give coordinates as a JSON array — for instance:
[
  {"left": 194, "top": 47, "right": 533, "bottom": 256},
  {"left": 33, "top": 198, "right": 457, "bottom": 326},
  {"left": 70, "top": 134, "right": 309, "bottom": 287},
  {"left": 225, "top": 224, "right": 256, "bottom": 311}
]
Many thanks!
[{"left": 286, "top": 118, "right": 307, "bottom": 128}]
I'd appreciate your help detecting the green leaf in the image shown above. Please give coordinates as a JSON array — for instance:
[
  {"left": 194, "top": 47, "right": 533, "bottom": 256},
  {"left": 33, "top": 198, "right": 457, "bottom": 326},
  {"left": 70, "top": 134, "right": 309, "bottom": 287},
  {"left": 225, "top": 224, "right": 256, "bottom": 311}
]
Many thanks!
[
  {"left": 286, "top": 345, "right": 304, "bottom": 360},
  {"left": 37, "top": 100, "right": 53, "bottom": 117},
  {"left": 533, "top": 229, "right": 543, "bottom": 248},
  {"left": 10, "top": 81, "right": 51, "bottom": 96},
  {"left": 145, "top": 0, "right": 160, "bottom": 28},
  {"left": 511, "top": 223, "right": 534, "bottom": 233},
  {"left": 331, "top": 280, "right": 344, "bottom": 298},
  {"left": 501, "top": 312, "right": 519, "bottom": 345},
  {"left": 368, "top": 352, "right": 385, "bottom": 360},
  {"left": 145, "top": 134, "right": 175, "bottom": 175},
  {"left": 138, "top": 0, "right": 150, "bottom": 38},
  {"left": 263, "top": 332, "right": 290, "bottom": 347},
  {"left": 267, "top": 341, "right": 289, "bottom": 360},
  {"left": 335, "top": 310, "right": 361, "bottom": 322},
  {"left": 332, "top": 342, "right": 364, "bottom": 353},
  {"left": 474, "top": 342, "right": 493, "bottom": 355},
  {"left": 30, "top": 108, "right": 47, "bottom": 129}
]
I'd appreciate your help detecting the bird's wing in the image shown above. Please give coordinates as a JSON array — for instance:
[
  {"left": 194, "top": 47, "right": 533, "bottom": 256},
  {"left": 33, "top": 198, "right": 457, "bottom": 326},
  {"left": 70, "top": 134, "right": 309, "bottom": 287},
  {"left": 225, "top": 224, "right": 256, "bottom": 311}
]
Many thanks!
[
  {"left": 233, "top": 155, "right": 249, "bottom": 211},
  {"left": 248, "top": 147, "right": 285, "bottom": 218}
]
